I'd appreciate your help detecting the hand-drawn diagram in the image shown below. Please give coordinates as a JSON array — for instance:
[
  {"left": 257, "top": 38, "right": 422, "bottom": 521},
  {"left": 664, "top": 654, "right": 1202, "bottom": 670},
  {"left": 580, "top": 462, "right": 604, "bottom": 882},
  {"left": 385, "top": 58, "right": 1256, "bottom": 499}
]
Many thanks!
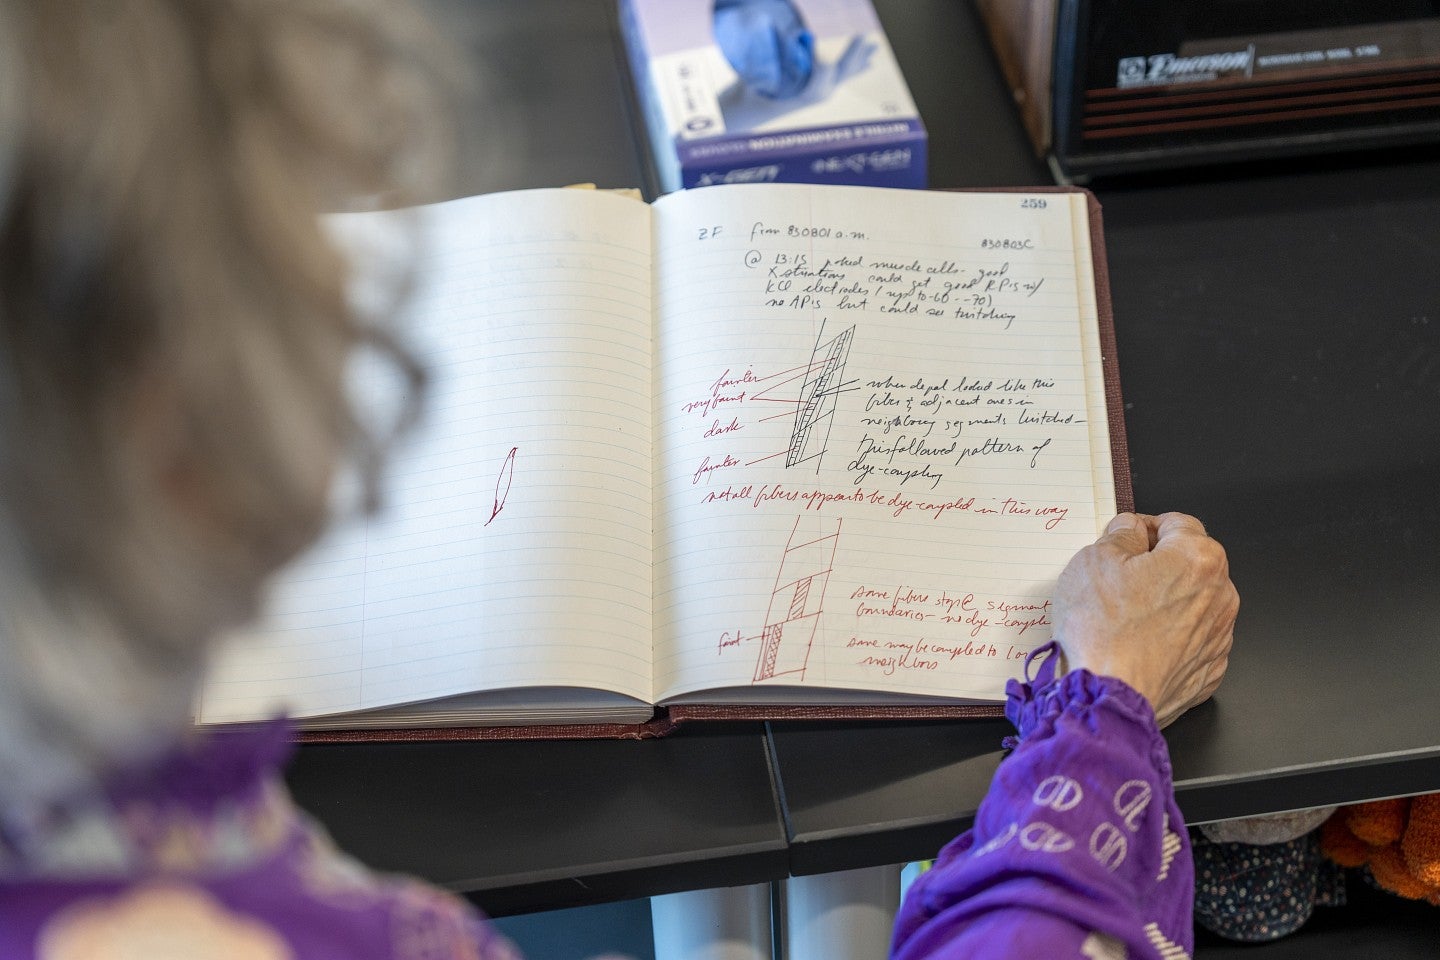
[
  {"left": 485, "top": 446, "right": 517, "bottom": 526},
  {"left": 785, "top": 322, "right": 856, "bottom": 472},
  {"left": 753, "top": 516, "right": 842, "bottom": 683}
]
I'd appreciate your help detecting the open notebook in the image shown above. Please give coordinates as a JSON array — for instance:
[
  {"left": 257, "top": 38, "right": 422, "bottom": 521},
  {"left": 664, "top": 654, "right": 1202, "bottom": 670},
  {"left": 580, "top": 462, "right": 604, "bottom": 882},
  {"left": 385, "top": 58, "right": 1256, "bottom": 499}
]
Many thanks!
[{"left": 198, "top": 183, "right": 1130, "bottom": 739}]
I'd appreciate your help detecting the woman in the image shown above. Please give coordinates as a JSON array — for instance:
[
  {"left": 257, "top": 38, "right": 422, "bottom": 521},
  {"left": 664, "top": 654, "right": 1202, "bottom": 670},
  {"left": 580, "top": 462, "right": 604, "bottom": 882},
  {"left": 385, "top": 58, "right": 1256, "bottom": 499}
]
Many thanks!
[
  {"left": 892, "top": 511, "right": 1237, "bottom": 959},
  {"left": 0, "top": 1, "right": 1237, "bottom": 956},
  {"left": 0, "top": 1, "right": 519, "bottom": 956}
]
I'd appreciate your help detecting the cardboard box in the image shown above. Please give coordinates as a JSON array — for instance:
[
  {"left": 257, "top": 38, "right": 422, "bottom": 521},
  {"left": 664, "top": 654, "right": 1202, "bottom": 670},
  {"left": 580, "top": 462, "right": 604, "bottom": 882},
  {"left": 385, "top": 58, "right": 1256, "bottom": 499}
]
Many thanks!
[{"left": 620, "top": 0, "right": 927, "bottom": 194}]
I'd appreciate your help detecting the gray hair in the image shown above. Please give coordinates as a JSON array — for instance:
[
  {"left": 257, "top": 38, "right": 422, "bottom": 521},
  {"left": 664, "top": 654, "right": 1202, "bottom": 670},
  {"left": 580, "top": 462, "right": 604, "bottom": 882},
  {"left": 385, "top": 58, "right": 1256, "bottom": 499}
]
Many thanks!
[{"left": 0, "top": 0, "right": 454, "bottom": 820}]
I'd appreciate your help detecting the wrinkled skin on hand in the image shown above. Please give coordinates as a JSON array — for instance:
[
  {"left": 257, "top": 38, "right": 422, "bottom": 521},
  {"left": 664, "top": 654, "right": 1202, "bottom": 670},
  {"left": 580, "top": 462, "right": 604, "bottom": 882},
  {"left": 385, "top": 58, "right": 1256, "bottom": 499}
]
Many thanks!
[{"left": 1053, "top": 512, "right": 1238, "bottom": 728}]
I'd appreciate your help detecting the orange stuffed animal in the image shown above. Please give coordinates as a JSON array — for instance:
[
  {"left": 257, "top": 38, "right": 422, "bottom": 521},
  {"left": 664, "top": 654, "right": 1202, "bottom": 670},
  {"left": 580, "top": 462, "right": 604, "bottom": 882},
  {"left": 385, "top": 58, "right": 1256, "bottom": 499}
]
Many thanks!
[{"left": 1320, "top": 793, "right": 1440, "bottom": 904}]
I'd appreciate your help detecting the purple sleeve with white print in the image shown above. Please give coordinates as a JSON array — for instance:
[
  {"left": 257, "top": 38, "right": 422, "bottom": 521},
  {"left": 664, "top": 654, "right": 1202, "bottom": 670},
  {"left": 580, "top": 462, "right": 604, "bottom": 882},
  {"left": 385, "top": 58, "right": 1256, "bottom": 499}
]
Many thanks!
[{"left": 891, "top": 644, "right": 1193, "bottom": 960}]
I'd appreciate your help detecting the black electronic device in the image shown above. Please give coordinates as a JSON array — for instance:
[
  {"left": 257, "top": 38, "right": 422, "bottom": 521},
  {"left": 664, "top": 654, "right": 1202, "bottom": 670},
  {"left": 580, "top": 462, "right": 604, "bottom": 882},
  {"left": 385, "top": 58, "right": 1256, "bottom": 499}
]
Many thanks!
[{"left": 978, "top": 0, "right": 1440, "bottom": 179}]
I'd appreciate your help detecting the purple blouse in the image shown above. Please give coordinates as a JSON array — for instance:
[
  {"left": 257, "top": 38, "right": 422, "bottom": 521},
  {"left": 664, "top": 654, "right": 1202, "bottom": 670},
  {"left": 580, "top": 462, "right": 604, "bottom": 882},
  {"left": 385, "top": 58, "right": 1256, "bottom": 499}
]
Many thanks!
[
  {"left": 0, "top": 721, "right": 519, "bottom": 960},
  {"left": 891, "top": 650, "right": 1194, "bottom": 959},
  {"left": 1, "top": 652, "right": 1189, "bottom": 959}
]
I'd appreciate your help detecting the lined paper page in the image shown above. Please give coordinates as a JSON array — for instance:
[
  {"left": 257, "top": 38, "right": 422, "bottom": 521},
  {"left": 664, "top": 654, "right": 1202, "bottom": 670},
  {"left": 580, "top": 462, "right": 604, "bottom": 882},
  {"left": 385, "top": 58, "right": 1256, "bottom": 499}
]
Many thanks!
[
  {"left": 201, "top": 189, "right": 655, "bottom": 723},
  {"left": 650, "top": 185, "right": 1112, "bottom": 704},
  {"left": 1070, "top": 207, "right": 1118, "bottom": 516}
]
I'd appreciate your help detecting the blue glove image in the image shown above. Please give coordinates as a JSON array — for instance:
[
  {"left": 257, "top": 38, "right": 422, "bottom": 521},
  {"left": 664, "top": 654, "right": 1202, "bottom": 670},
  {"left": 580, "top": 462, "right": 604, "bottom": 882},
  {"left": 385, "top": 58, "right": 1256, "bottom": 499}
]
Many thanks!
[{"left": 713, "top": 0, "right": 814, "bottom": 99}]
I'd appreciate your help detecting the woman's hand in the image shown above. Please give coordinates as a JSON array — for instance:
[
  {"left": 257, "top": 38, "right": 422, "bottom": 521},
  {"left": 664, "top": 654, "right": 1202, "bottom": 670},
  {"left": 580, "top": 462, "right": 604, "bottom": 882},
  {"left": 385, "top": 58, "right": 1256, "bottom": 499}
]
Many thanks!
[{"left": 1053, "top": 512, "right": 1238, "bottom": 728}]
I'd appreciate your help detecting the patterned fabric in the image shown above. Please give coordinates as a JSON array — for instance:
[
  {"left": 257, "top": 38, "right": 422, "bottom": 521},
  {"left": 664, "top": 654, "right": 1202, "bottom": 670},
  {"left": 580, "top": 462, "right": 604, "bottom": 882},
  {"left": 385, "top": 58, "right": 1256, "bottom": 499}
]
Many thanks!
[
  {"left": 891, "top": 646, "right": 1195, "bottom": 960},
  {"left": 0, "top": 721, "right": 521, "bottom": 960},
  {"left": 1191, "top": 829, "right": 1345, "bottom": 941}
]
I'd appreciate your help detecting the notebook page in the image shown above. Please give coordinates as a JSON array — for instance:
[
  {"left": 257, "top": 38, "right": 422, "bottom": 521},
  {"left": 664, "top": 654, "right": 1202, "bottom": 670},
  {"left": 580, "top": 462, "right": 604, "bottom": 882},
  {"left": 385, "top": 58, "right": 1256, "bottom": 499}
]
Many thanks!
[
  {"left": 1068, "top": 197, "right": 1118, "bottom": 515},
  {"left": 650, "top": 185, "right": 1113, "bottom": 704},
  {"left": 200, "top": 189, "right": 655, "bottom": 723}
]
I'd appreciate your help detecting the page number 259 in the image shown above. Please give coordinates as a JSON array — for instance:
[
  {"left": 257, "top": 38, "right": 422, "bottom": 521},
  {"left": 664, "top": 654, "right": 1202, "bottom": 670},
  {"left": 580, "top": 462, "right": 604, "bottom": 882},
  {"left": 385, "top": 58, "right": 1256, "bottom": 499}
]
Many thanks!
[{"left": 1021, "top": 198, "right": 1047, "bottom": 209}]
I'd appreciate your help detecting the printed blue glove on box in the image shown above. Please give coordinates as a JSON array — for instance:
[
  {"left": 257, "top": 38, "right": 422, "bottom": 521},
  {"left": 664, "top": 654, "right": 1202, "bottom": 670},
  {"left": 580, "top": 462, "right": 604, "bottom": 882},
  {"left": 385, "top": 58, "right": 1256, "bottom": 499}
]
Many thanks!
[
  {"left": 713, "top": 0, "right": 815, "bottom": 99},
  {"left": 621, "top": 0, "right": 927, "bottom": 193}
]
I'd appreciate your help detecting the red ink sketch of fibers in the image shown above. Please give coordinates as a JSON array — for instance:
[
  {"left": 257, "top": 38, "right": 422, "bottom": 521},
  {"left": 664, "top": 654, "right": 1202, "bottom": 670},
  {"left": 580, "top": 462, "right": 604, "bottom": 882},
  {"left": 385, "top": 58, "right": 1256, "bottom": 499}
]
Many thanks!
[
  {"left": 486, "top": 447, "right": 517, "bottom": 526},
  {"left": 787, "top": 322, "right": 856, "bottom": 472},
  {"left": 753, "top": 516, "right": 841, "bottom": 683}
]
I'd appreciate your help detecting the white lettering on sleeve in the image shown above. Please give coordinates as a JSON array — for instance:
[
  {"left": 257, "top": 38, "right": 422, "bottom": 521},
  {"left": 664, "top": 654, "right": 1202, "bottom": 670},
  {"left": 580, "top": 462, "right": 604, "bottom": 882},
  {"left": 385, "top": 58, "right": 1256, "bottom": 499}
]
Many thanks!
[
  {"left": 1089, "top": 822, "right": 1128, "bottom": 871},
  {"left": 1143, "top": 922, "right": 1190, "bottom": 959},
  {"left": 1157, "top": 813, "right": 1182, "bottom": 882},
  {"left": 1113, "top": 780, "right": 1152, "bottom": 832},
  {"left": 1033, "top": 775, "right": 1084, "bottom": 811},
  {"left": 1019, "top": 821, "right": 1076, "bottom": 854},
  {"left": 970, "top": 822, "right": 1018, "bottom": 858}
]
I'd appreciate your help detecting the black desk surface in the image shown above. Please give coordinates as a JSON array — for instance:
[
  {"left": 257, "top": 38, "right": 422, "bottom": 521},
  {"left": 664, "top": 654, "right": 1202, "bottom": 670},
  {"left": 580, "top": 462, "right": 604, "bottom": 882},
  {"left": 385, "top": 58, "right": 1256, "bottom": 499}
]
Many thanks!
[{"left": 287, "top": 0, "right": 1440, "bottom": 912}]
